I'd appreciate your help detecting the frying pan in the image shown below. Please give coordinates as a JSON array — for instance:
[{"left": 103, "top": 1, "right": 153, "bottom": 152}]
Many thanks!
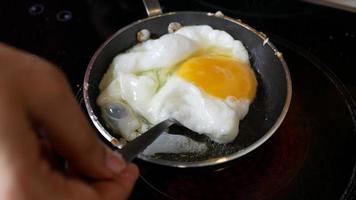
[{"left": 83, "top": 0, "right": 292, "bottom": 167}]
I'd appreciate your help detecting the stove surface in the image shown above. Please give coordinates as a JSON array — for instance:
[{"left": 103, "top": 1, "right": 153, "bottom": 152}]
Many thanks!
[{"left": 1, "top": 0, "right": 356, "bottom": 199}]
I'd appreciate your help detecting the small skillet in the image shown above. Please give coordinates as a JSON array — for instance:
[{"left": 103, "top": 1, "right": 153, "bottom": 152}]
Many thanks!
[{"left": 83, "top": 0, "right": 292, "bottom": 168}]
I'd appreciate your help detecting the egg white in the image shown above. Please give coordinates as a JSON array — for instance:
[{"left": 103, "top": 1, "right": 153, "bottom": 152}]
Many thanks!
[
  {"left": 175, "top": 25, "right": 250, "bottom": 64},
  {"left": 98, "top": 25, "right": 252, "bottom": 144}
]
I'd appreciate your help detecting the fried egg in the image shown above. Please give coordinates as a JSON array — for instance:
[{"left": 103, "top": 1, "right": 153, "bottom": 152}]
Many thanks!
[{"left": 98, "top": 25, "right": 257, "bottom": 144}]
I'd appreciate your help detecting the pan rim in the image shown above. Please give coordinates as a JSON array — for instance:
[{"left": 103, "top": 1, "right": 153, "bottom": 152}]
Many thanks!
[{"left": 83, "top": 11, "right": 292, "bottom": 168}]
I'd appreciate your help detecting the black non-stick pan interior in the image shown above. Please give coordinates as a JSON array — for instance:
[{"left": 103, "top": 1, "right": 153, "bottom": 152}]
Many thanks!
[{"left": 85, "top": 12, "right": 291, "bottom": 166}]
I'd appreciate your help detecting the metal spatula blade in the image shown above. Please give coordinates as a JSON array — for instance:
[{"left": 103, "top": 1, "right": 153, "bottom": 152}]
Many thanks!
[{"left": 115, "top": 119, "right": 176, "bottom": 162}]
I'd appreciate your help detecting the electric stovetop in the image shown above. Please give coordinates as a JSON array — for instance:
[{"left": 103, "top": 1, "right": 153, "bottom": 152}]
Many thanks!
[{"left": 1, "top": 0, "right": 356, "bottom": 199}]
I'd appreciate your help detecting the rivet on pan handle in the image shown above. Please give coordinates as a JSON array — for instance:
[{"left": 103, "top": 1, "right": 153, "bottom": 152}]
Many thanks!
[{"left": 142, "top": 0, "right": 162, "bottom": 17}]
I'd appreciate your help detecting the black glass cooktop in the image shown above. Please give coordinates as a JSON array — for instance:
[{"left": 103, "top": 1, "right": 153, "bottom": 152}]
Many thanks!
[
  {"left": 131, "top": 37, "right": 356, "bottom": 200},
  {"left": 1, "top": 0, "right": 356, "bottom": 199}
]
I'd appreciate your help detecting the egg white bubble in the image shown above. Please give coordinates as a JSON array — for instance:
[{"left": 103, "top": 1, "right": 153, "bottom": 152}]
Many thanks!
[{"left": 225, "top": 96, "right": 251, "bottom": 119}]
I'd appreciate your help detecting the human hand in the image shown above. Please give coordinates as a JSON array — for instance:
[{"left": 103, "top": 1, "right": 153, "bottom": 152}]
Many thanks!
[{"left": 0, "top": 43, "right": 139, "bottom": 199}]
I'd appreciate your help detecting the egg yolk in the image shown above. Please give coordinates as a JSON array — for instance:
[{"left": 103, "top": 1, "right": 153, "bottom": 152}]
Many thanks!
[{"left": 177, "top": 55, "right": 257, "bottom": 100}]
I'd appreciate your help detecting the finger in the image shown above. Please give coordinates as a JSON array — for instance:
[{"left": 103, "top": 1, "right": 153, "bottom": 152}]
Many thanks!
[
  {"left": 0, "top": 88, "right": 40, "bottom": 173},
  {"left": 39, "top": 139, "right": 67, "bottom": 172},
  {"left": 13, "top": 50, "right": 121, "bottom": 179},
  {"left": 56, "top": 164, "right": 137, "bottom": 200},
  {"left": 93, "top": 163, "right": 139, "bottom": 200},
  {"left": 0, "top": 44, "right": 139, "bottom": 200}
]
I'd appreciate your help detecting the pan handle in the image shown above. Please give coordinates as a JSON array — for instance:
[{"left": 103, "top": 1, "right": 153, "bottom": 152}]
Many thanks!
[{"left": 142, "top": 0, "right": 162, "bottom": 17}]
